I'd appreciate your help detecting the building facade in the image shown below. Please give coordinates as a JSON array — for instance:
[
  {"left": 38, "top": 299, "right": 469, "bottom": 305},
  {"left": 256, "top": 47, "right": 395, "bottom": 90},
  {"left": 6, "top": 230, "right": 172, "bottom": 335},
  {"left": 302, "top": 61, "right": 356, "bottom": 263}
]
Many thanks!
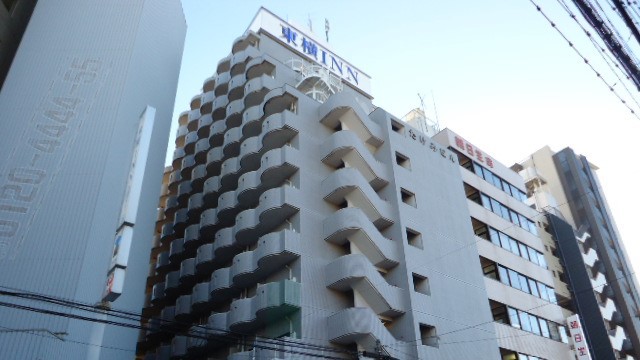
[
  {"left": 434, "top": 130, "right": 573, "bottom": 360},
  {"left": 139, "top": 8, "right": 504, "bottom": 360},
  {"left": 138, "top": 8, "right": 581, "bottom": 360},
  {"left": 519, "top": 146, "right": 640, "bottom": 359},
  {"left": 0, "top": 1, "right": 186, "bottom": 359}
]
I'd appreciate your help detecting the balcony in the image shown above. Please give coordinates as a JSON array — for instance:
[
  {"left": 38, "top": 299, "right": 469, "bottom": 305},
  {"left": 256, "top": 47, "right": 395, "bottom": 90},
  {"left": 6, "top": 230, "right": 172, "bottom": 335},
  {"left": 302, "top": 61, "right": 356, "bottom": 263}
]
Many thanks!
[
  {"left": 228, "top": 73, "right": 247, "bottom": 101},
  {"left": 197, "top": 114, "right": 212, "bottom": 138},
  {"left": 222, "top": 125, "right": 243, "bottom": 157},
  {"left": 190, "top": 94, "right": 202, "bottom": 111},
  {"left": 176, "top": 182, "right": 192, "bottom": 207},
  {"left": 231, "top": 32, "right": 259, "bottom": 54},
  {"left": 214, "top": 71, "right": 231, "bottom": 97},
  {"left": 164, "top": 271, "right": 181, "bottom": 299},
  {"left": 321, "top": 130, "right": 389, "bottom": 190},
  {"left": 171, "top": 148, "right": 186, "bottom": 171},
  {"left": 324, "top": 208, "right": 399, "bottom": 269},
  {"left": 244, "top": 74, "right": 281, "bottom": 108},
  {"left": 212, "top": 94, "right": 229, "bottom": 121},
  {"left": 199, "top": 208, "right": 219, "bottom": 239},
  {"left": 187, "top": 193, "right": 203, "bottom": 223},
  {"left": 172, "top": 209, "right": 188, "bottom": 234},
  {"left": 216, "top": 55, "right": 232, "bottom": 75},
  {"left": 183, "top": 224, "right": 202, "bottom": 252},
  {"left": 190, "top": 165, "right": 207, "bottom": 193},
  {"left": 179, "top": 258, "right": 197, "bottom": 290},
  {"left": 200, "top": 91, "right": 214, "bottom": 115},
  {"left": 319, "top": 92, "right": 383, "bottom": 147},
  {"left": 184, "top": 131, "right": 199, "bottom": 154},
  {"left": 231, "top": 230, "right": 301, "bottom": 288},
  {"left": 205, "top": 147, "right": 224, "bottom": 177},
  {"left": 226, "top": 99, "right": 245, "bottom": 128},
  {"left": 168, "top": 238, "right": 186, "bottom": 264},
  {"left": 246, "top": 55, "right": 276, "bottom": 80},
  {"left": 322, "top": 168, "right": 394, "bottom": 229},
  {"left": 174, "top": 294, "right": 192, "bottom": 322},
  {"left": 220, "top": 157, "right": 241, "bottom": 191},
  {"left": 227, "top": 280, "right": 301, "bottom": 333},
  {"left": 179, "top": 155, "right": 196, "bottom": 180},
  {"left": 203, "top": 76, "right": 216, "bottom": 93},
  {"left": 187, "top": 109, "right": 201, "bottom": 132},
  {"left": 206, "top": 121, "right": 225, "bottom": 149},
  {"left": 237, "top": 146, "right": 300, "bottom": 208},
  {"left": 233, "top": 185, "right": 300, "bottom": 247},
  {"left": 202, "top": 176, "right": 221, "bottom": 207},
  {"left": 194, "top": 139, "right": 209, "bottom": 164},
  {"left": 327, "top": 307, "right": 402, "bottom": 359},
  {"left": 326, "top": 254, "right": 404, "bottom": 317},
  {"left": 195, "top": 243, "right": 215, "bottom": 275}
]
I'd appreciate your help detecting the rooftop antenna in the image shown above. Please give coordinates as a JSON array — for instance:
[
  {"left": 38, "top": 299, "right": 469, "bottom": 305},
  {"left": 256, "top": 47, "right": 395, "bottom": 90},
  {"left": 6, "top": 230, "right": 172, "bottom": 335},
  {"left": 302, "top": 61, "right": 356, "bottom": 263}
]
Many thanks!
[
  {"left": 325, "top": 18, "right": 330, "bottom": 42},
  {"left": 431, "top": 91, "right": 440, "bottom": 129},
  {"left": 308, "top": 14, "right": 312, "bottom": 32}
]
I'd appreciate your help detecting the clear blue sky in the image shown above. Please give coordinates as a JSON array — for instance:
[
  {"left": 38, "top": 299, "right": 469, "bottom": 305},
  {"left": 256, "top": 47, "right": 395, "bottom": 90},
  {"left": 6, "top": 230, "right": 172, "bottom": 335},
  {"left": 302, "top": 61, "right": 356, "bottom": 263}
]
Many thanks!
[{"left": 171, "top": 1, "right": 640, "bottom": 279}]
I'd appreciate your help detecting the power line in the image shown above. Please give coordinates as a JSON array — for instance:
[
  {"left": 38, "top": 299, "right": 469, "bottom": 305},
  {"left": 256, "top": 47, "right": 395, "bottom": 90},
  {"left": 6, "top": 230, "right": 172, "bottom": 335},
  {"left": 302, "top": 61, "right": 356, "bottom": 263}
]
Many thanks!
[{"left": 527, "top": 0, "right": 640, "bottom": 118}]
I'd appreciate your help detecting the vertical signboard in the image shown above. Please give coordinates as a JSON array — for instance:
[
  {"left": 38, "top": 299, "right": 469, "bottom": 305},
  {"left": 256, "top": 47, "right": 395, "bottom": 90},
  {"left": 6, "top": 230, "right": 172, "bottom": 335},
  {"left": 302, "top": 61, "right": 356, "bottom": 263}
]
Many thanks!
[
  {"left": 102, "top": 106, "right": 156, "bottom": 302},
  {"left": 567, "top": 314, "right": 592, "bottom": 360}
]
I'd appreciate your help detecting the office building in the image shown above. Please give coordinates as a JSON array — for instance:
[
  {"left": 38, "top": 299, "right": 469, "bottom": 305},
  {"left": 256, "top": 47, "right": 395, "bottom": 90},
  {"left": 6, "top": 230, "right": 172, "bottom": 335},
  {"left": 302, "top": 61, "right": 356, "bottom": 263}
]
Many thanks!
[
  {"left": 139, "top": 8, "right": 577, "bottom": 360},
  {"left": 518, "top": 147, "right": 640, "bottom": 359},
  {"left": 434, "top": 130, "right": 573, "bottom": 360},
  {"left": 0, "top": 1, "right": 186, "bottom": 359}
]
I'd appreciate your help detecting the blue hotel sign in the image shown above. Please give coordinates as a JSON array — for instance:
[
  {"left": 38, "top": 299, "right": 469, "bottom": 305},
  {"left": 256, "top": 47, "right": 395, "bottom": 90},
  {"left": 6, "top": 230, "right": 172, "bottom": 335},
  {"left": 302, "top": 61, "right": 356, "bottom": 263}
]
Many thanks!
[
  {"left": 247, "top": 8, "right": 372, "bottom": 95},
  {"left": 280, "top": 25, "right": 360, "bottom": 86}
]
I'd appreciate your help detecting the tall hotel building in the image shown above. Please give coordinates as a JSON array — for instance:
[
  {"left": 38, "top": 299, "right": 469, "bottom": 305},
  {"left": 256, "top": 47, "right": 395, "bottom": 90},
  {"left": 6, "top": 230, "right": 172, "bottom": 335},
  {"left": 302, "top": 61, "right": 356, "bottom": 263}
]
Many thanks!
[
  {"left": 518, "top": 147, "right": 640, "bottom": 359},
  {"left": 140, "top": 8, "right": 575, "bottom": 360},
  {"left": 0, "top": 1, "right": 186, "bottom": 359}
]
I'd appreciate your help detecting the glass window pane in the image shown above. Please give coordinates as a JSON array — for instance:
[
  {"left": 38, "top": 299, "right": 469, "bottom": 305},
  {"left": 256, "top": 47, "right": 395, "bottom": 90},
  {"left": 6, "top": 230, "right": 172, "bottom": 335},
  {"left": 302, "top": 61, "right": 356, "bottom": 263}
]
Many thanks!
[
  {"left": 498, "top": 266, "right": 510, "bottom": 285},
  {"left": 528, "top": 220, "right": 538, "bottom": 235},
  {"left": 481, "top": 194, "right": 491, "bottom": 210},
  {"left": 528, "top": 248, "right": 539, "bottom": 265},
  {"left": 520, "top": 191, "right": 528, "bottom": 202},
  {"left": 508, "top": 307, "right": 520, "bottom": 328},
  {"left": 474, "top": 162, "right": 484, "bottom": 178},
  {"left": 489, "top": 228, "right": 500, "bottom": 246},
  {"left": 528, "top": 279, "right": 540, "bottom": 297},
  {"left": 492, "top": 174, "right": 502, "bottom": 188},
  {"left": 539, "top": 318, "right": 550, "bottom": 338},
  {"left": 549, "top": 323, "right": 560, "bottom": 341},
  {"left": 499, "top": 233, "right": 511, "bottom": 250},
  {"left": 490, "top": 198, "right": 500, "bottom": 214},
  {"left": 509, "top": 238, "right": 521, "bottom": 255},
  {"left": 537, "top": 252, "right": 547, "bottom": 268},
  {"left": 548, "top": 289, "right": 557, "bottom": 304},
  {"left": 519, "top": 214, "right": 529, "bottom": 229},
  {"left": 538, "top": 283, "right": 549, "bottom": 301},
  {"left": 519, "top": 243, "right": 530, "bottom": 260},
  {"left": 529, "top": 314, "right": 541, "bottom": 335},
  {"left": 500, "top": 204, "right": 511, "bottom": 221},
  {"left": 510, "top": 210, "right": 521, "bottom": 226},
  {"left": 559, "top": 325, "right": 568, "bottom": 343},
  {"left": 519, "top": 274, "right": 530, "bottom": 293},
  {"left": 518, "top": 355, "right": 529, "bottom": 360},
  {"left": 482, "top": 167, "right": 492, "bottom": 182},
  {"left": 508, "top": 269, "right": 521, "bottom": 290},
  {"left": 519, "top": 311, "right": 531, "bottom": 332},
  {"left": 502, "top": 180, "right": 511, "bottom": 194}
]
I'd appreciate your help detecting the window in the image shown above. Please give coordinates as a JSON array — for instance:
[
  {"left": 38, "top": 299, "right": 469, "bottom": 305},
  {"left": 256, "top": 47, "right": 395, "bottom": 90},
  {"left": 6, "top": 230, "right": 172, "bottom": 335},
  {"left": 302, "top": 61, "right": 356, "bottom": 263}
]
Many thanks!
[
  {"left": 529, "top": 313, "right": 541, "bottom": 335},
  {"left": 539, "top": 318, "right": 550, "bottom": 338},
  {"left": 509, "top": 238, "right": 520, "bottom": 256},
  {"left": 491, "top": 301, "right": 508, "bottom": 324},
  {"left": 481, "top": 257, "right": 498, "bottom": 280},
  {"left": 391, "top": 120, "right": 404, "bottom": 134},
  {"left": 518, "top": 243, "right": 530, "bottom": 261},
  {"left": 507, "top": 307, "right": 520, "bottom": 328},
  {"left": 508, "top": 269, "right": 521, "bottom": 290},
  {"left": 413, "top": 273, "right": 430, "bottom": 295},
  {"left": 400, "top": 188, "right": 416, "bottom": 207},
  {"left": 406, "top": 228, "right": 423, "bottom": 249},
  {"left": 489, "top": 228, "right": 500, "bottom": 246},
  {"left": 518, "top": 274, "right": 530, "bottom": 294},
  {"left": 420, "top": 324, "right": 438, "bottom": 347},
  {"left": 395, "top": 152, "right": 411, "bottom": 169},
  {"left": 498, "top": 266, "right": 509, "bottom": 285},
  {"left": 519, "top": 310, "right": 532, "bottom": 332},
  {"left": 528, "top": 279, "right": 540, "bottom": 297},
  {"left": 481, "top": 194, "right": 491, "bottom": 210}
]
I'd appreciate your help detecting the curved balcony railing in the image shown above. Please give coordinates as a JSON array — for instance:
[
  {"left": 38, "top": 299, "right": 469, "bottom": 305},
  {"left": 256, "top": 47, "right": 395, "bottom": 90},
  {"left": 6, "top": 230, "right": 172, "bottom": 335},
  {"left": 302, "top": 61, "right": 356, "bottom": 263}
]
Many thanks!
[
  {"left": 208, "top": 120, "right": 227, "bottom": 148},
  {"left": 327, "top": 307, "right": 404, "bottom": 359},
  {"left": 203, "top": 76, "right": 216, "bottom": 93},
  {"left": 200, "top": 91, "right": 215, "bottom": 114},
  {"left": 321, "top": 130, "right": 389, "bottom": 191},
  {"left": 326, "top": 254, "right": 404, "bottom": 317},
  {"left": 246, "top": 55, "right": 276, "bottom": 80},
  {"left": 319, "top": 92, "right": 383, "bottom": 147},
  {"left": 322, "top": 168, "right": 394, "bottom": 229},
  {"left": 324, "top": 208, "right": 399, "bottom": 269},
  {"left": 212, "top": 94, "right": 229, "bottom": 121},
  {"left": 216, "top": 55, "right": 232, "bottom": 75}
]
